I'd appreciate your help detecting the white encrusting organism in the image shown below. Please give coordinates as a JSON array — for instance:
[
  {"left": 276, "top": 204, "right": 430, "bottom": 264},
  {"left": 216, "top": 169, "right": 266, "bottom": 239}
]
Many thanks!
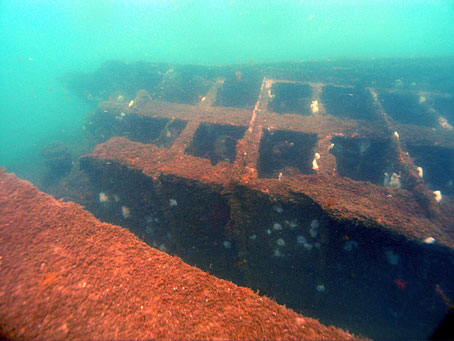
[
  {"left": 309, "top": 219, "right": 319, "bottom": 238},
  {"left": 273, "top": 249, "right": 283, "bottom": 257},
  {"left": 303, "top": 243, "right": 313, "bottom": 251},
  {"left": 310, "top": 100, "right": 319, "bottom": 113},
  {"left": 169, "top": 199, "right": 178, "bottom": 207},
  {"left": 276, "top": 238, "right": 286, "bottom": 246},
  {"left": 311, "top": 219, "right": 319, "bottom": 229},
  {"left": 309, "top": 228, "right": 318, "bottom": 238},
  {"left": 416, "top": 166, "right": 423, "bottom": 178},
  {"left": 312, "top": 153, "right": 320, "bottom": 171},
  {"left": 316, "top": 284, "right": 326, "bottom": 292},
  {"left": 433, "top": 190, "right": 442, "bottom": 203},
  {"left": 384, "top": 172, "right": 401, "bottom": 188},
  {"left": 289, "top": 220, "right": 298, "bottom": 228},
  {"left": 121, "top": 206, "right": 130, "bottom": 219},
  {"left": 297, "top": 235, "right": 306, "bottom": 245},
  {"left": 423, "top": 237, "right": 435, "bottom": 244},
  {"left": 438, "top": 117, "right": 453, "bottom": 130},
  {"left": 312, "top": 158, "right": 319, "bottom": 171},
  {"left": 390, "top": 173, "right": 401, "bottom": 188},
  {"left": 273, "top": 222, "right": 283, "bottom": 231},
  {"left": 99, "top": 192, "right": 109, "bottom": 203},
  {"left": 296, "top": 235, "right": 314, "bottom": 251}
]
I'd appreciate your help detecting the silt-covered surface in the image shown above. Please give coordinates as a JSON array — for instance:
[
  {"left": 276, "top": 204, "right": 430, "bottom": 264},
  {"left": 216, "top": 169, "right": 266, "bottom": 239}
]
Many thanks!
[{"left": 0, "top": 169, "right": 355, "bottom": 340}]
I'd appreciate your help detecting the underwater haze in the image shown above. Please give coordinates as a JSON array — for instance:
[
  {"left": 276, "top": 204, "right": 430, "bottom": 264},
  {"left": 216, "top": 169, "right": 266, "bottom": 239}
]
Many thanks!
[
  {"left": 1, "top": 1, "right": 454, "bottom": 339},
  {"left": 1, "top": 0, "right": 454, "bottom": 180}
]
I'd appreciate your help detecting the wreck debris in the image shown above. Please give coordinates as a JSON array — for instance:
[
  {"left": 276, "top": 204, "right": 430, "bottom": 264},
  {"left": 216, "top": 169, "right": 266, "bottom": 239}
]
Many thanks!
[{"left": 60, "top": 59, "right": 454, "bottom": 340}]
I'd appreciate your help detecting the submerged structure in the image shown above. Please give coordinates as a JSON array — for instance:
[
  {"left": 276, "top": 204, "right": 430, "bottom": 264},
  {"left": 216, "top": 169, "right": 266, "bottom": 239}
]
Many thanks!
[
  {"left": 54, "top": 58, "right": 454, "bottom": 338},
  {"left": 1, "top": 169, "right": 355, "bottom": 340}
]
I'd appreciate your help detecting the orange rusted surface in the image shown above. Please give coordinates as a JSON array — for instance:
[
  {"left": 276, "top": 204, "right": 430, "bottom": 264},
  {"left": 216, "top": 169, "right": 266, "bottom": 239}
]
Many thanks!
[
  {"left": 89, "top": 135, "right": 453, "bottom": 247},
  {"left": 0, "top": 169, "right": 355, "bottom": 340},
  {"left": 82, "top": 86, "right": 454, "bottom": 247}
]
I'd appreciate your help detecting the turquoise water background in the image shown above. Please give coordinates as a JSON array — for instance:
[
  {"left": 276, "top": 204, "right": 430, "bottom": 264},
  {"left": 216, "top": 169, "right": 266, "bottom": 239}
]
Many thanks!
[{"left": 0, "top": 0, "right": 453, "bottom": 179}]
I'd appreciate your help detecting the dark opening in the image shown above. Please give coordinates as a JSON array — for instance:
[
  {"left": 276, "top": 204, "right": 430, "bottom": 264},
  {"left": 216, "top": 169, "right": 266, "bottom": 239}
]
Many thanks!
[
  {"left": 185, "top": 123, "right": 247, "bottom": 165},
  {"left": 330, "top": 136, "right": 393, "bottom": 185},
  {"left": 119, "top": 116, "right": 187, "bottom": 148},
  {"left": 88, "top": 110, "right": 187, "bottom": 148},
  {"left": 322, "top": 85, "right": 376, "bottom": 121},
  {"left": 407, "top": 145, "right": 454, "bottom": 196},
  {"left": 63, "top": 60, "right": 169, "bottom": 104},
  {"left": 258, "top": 129, "right": 317, "bottom": 179},
  {"left": 379, "top": 92, "right": 438, "bottom": 127},
  {"left": 432, "top": 96, "right": 454, "bottom": 127},
  {"left": 214, "top": 69, "right": 262, "bottom": 109},
  {"left": 268, "top": 82, "right": 313, "bottom": 115},
  {"left": 157, "top": 67, "right": 216, "bottom": 105}
]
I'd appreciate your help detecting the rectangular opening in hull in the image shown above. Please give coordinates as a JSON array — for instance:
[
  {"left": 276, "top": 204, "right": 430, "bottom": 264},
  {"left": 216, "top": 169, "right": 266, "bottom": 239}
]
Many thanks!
[
  {"left": 185, "top": 123, "right": 247, "bottom": 165},
  {"left": 268, "top": 82, "right": 313, "bottom": 115},
  {"left": 258, "top": 129, "right": 317, "bottom": 179}
]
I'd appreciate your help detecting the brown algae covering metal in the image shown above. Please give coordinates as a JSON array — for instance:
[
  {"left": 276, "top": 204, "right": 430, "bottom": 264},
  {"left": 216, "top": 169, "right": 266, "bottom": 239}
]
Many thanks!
[
  {"left": 60, "top": 59, "right": 454, "bottom": 338},
  {"left": 0, "top": 169, "right": 356, "bottom": 340}
]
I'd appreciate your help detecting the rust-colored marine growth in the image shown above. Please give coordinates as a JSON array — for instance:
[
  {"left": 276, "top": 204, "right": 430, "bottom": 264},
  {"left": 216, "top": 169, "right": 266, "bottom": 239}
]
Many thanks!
[{"left": 0, "top": 169, "right": 355, "bottom": 340}]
